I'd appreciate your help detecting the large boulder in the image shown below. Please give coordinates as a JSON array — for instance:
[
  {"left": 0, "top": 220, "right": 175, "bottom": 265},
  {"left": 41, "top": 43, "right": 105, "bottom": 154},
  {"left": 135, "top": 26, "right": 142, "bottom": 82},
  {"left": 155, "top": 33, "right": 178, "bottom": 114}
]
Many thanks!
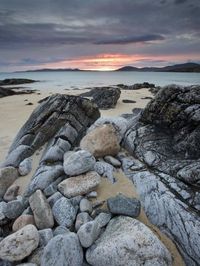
[
  {"left": 80, "top": 87, "right": 121, "bottom": 109},
  {"left": 86, "top": 216, "right": 172, "bottom": 266},
  {"left": 123, "top": 85, "right": 200, "bottom": 265},
  {"left": 0, "top": 225, "right": 39, "bottom": 261},
  {"left": 41, "top": 233, "right": 83, "bottom": 266},
  {"left": 80, "top": 124, "right": 120, "bottom": 158}
]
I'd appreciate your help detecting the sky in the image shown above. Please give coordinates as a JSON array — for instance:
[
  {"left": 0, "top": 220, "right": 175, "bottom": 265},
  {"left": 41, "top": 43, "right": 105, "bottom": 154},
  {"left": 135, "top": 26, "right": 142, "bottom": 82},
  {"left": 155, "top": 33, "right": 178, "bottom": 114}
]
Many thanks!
[{"left": 0, "top": 0, "right": 200, "bottom": 72}]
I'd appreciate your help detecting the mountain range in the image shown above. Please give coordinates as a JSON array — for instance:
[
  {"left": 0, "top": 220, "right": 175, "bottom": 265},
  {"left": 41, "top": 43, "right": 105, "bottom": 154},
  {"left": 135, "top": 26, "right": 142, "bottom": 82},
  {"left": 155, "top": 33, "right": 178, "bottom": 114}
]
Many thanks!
[
  {"left": 22, "top": 62, "right": 200, "bottom": 73},
  {"left": 116, "top": 63, "right": 200, "bottom": 72}
]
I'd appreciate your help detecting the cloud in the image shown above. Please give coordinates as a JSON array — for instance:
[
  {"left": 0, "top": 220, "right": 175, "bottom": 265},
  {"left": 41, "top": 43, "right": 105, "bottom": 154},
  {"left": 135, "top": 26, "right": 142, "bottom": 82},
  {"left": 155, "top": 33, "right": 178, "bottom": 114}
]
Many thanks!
[
  {"left": 174, "top": 0, "right": 187, "bottom": 4},
  {"left": 0, "top": 0, "right": 199, "bottom": 71},
  {"left": 95, "top": 34, "right": 165, "bottom": 45}
]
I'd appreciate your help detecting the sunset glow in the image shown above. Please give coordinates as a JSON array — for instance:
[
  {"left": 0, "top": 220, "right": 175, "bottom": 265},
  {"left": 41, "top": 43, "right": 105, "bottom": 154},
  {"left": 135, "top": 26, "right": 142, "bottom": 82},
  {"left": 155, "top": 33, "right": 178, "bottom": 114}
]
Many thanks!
[
  {"left": 41, "top": 53, "right": 200, "bottom": 71},
  {"left": 0, "top": 0, "right": 199, "bottom": 72}
]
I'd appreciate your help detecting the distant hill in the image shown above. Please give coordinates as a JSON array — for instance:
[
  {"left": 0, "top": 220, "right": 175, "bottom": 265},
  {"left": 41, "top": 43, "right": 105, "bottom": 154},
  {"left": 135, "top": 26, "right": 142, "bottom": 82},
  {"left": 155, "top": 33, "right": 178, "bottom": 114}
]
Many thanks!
[
  {"left": 116, "top": 66, "right": 139, "bottom": 71},
  {"left": 25, "top": 68, "right": 82, "bottom": 72},
  {"left": 116, "top": 63, "right": 200, "bottom": 72}
]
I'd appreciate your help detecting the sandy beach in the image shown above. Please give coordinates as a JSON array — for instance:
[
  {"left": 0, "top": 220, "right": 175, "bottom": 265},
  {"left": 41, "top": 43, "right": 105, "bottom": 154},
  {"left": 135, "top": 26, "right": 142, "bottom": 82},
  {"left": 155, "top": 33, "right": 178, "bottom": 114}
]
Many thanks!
[
  {"left": 0, "top": 88, "right": 185, "bottom": 265},
  {"left": 0, "top": 88, "right": 152, "bottom": 162}
]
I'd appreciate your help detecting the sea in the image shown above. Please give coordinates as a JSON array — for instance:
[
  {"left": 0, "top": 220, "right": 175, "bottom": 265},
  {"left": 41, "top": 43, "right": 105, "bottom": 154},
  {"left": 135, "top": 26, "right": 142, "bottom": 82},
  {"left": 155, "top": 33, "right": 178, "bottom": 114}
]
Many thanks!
[{"left": 0, "top": 71, "right": 200, "bottom": 91}]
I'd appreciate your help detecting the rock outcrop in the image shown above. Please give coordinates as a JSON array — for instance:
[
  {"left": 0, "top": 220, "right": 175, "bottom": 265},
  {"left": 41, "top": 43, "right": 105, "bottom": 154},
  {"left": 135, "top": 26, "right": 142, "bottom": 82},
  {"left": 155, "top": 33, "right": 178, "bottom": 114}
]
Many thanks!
[
  {"left": 0, "top": 78, "right": 36, "bottom": 86},
  {"left": 79, "top": 87, "right": 121, "bottom": 109},
  {"left": 123, "top": 85, "right": 200, "bottom": 265},
  {"left": 3, "top": 94, "right": 100, "bottom": 168}
]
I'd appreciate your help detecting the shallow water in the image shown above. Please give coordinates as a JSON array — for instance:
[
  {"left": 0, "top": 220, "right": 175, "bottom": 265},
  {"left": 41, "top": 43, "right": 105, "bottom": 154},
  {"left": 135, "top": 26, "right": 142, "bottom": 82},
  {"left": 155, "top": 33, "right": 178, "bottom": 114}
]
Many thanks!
[{"left": 0, "top": 71, "right": 200, "bottom": 91}]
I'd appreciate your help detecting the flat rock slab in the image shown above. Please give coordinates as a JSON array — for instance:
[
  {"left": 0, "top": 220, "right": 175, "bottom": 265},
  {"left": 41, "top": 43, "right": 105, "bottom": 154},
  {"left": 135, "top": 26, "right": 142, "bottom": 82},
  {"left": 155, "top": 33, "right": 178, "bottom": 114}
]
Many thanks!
[
  {"left": 0, "top": 225, "right": 39, "bottom": 262},
  {"left": 80, "top": 124, "right": 120, "bottom": 158},
  {"left": 58, "top": 171, "right": 101, "bottom": 197},
  {"left": 29, "top": 190, "right": 54, "bottom": 229},
  {"left": 86, "top": 216, "right": 172, "bottom": 266},
  {"left": 41, "top": 233, "right": 83, "bottom": 266}
]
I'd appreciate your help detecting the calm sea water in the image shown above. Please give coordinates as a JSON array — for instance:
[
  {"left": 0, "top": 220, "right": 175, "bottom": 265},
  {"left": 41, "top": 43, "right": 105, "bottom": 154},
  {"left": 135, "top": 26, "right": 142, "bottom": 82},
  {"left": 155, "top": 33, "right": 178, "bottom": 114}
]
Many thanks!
[{"left": 0, "top": 71, "right": 200, "bottom": 91}]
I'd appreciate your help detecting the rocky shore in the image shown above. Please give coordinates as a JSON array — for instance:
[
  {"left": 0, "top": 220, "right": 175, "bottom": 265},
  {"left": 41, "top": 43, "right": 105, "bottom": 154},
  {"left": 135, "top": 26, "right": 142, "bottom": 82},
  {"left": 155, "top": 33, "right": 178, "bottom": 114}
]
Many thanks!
[{"left": 0, "top": 84, "right": 199, "bottom": 265}]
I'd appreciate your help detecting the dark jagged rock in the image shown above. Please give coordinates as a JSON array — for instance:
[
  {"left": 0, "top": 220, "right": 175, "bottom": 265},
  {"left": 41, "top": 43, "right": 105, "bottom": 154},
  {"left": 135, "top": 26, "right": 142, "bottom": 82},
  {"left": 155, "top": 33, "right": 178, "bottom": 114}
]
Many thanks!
[
  {"left": 149, "top": 86, "right": 161, "bottom": 95},
  {"left": 3, "top": 94, "right": 100, "bottom": 169},
  {"left": 122, "top": 84, "right": 200, "bottom": 265},
  {"left": 117, "top": 82, "right": 155, "bottom": 90},
  {"left": 122, "top": 99, "right": 136, "bottom": 103},
  {"left": 79, "top": 87, "right": 121, "bottom": 109},
  {"left": 0, "top": 78, "right": 36, "bottom": 86},
  {"left": 0, "top": 87, "right": 36, "bottom": 98}
]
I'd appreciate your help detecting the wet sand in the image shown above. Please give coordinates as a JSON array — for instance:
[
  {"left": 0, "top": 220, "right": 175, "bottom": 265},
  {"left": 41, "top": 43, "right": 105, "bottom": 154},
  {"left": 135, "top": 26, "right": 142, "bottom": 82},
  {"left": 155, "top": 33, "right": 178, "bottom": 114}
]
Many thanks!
[{"left": 94, "top": 171, "right": 185, "bottom": 266}]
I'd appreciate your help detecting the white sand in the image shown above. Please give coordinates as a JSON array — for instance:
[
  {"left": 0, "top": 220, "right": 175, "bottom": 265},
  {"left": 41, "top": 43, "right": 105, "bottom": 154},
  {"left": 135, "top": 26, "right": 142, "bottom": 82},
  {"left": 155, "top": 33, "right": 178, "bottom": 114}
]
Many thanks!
[{"left": 0, "top": 88, "right": 185, "bottom": 265}]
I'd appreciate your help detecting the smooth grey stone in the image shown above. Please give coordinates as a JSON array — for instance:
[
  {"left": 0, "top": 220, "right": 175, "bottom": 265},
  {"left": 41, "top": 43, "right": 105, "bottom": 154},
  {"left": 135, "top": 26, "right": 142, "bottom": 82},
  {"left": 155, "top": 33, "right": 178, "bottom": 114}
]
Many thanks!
[
  {"left": 25, "top": 164, "right": 64, "bottom": 197},
  {"left": 86, "top": 191, "right": 97, "bottom": 199},
  {"left": 0, "top": 225, "right": 39, "bottom": 262},
  {"left": 0, "top": 167, "right": 18, "bottom": 198},
  {"left": 53, "top": 226, "right": 70, "bottom": 236},
  {"left": 3, "top": 145, "right": 33, "bottom": 168},
  {"left": 18, "top": 157, "right": 32, "bottom": 176},
  {"left": 29, "top": 190, "right": 54, "bottom": 229},
  {"left": 104, "top": 156, "right": 121, "bottom": 167},
  {"left": 63, "top": 150, "right": 96, "bottom": 176},
  {"left": 47, "top": 192, "right": 62, "bottom": 208},
  {"left": 107, "top": 194, "right": 141, "bottom": 218},
  {"left": 52, "top": 197, "right": 77, "bottom": 228},
  {"left": 41, "top": 233, "right": 83, "bottom": 266},
  {"left": 95, "top": 212, "right": 112, "bottom": 228},
  {"left": 3, "top": 184, "right": 20, "bottom": 202},
  {"left": 39, "top": 229, "right": 53, "bottom": 247},
  {"left": 79, "top": 198, "right": 92, "bottom": 213},
  {"left": 75, "top": 212, "right": 93, "bottom": 232},
  {"left": 4, "top": 200, "right": 24, "bottom": 220},
  {"left": 77, "top": 221, "right": 101, "bottom": 248},
  {"left": 0, "top": 202, "right": 7, "bottom": 222},
  {"left": 94, "top": 161, "right": 116, "bottom": 183},
  {"left": 86, "top": 216, "right": 172, "bottom": 266}
]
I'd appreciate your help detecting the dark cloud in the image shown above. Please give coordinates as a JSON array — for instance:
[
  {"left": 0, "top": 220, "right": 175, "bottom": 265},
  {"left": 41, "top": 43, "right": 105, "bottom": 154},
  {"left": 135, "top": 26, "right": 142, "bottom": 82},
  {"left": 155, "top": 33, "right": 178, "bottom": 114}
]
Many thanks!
[
  {"left": 174, "top": 0, "right": 187, "bottom": 4},
  {"left": 0, "top": 0, "right": 199, "bottom": 71},
  {"left": 95, "top": 34, "right": 165, "bottom": 45}
]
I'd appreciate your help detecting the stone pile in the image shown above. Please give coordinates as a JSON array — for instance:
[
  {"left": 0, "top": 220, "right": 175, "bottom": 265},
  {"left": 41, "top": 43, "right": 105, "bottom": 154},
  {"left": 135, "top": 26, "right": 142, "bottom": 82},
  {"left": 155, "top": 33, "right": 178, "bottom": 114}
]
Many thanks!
[{"left": 0, "top": 93, "right": 173, "bottom": 265}]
